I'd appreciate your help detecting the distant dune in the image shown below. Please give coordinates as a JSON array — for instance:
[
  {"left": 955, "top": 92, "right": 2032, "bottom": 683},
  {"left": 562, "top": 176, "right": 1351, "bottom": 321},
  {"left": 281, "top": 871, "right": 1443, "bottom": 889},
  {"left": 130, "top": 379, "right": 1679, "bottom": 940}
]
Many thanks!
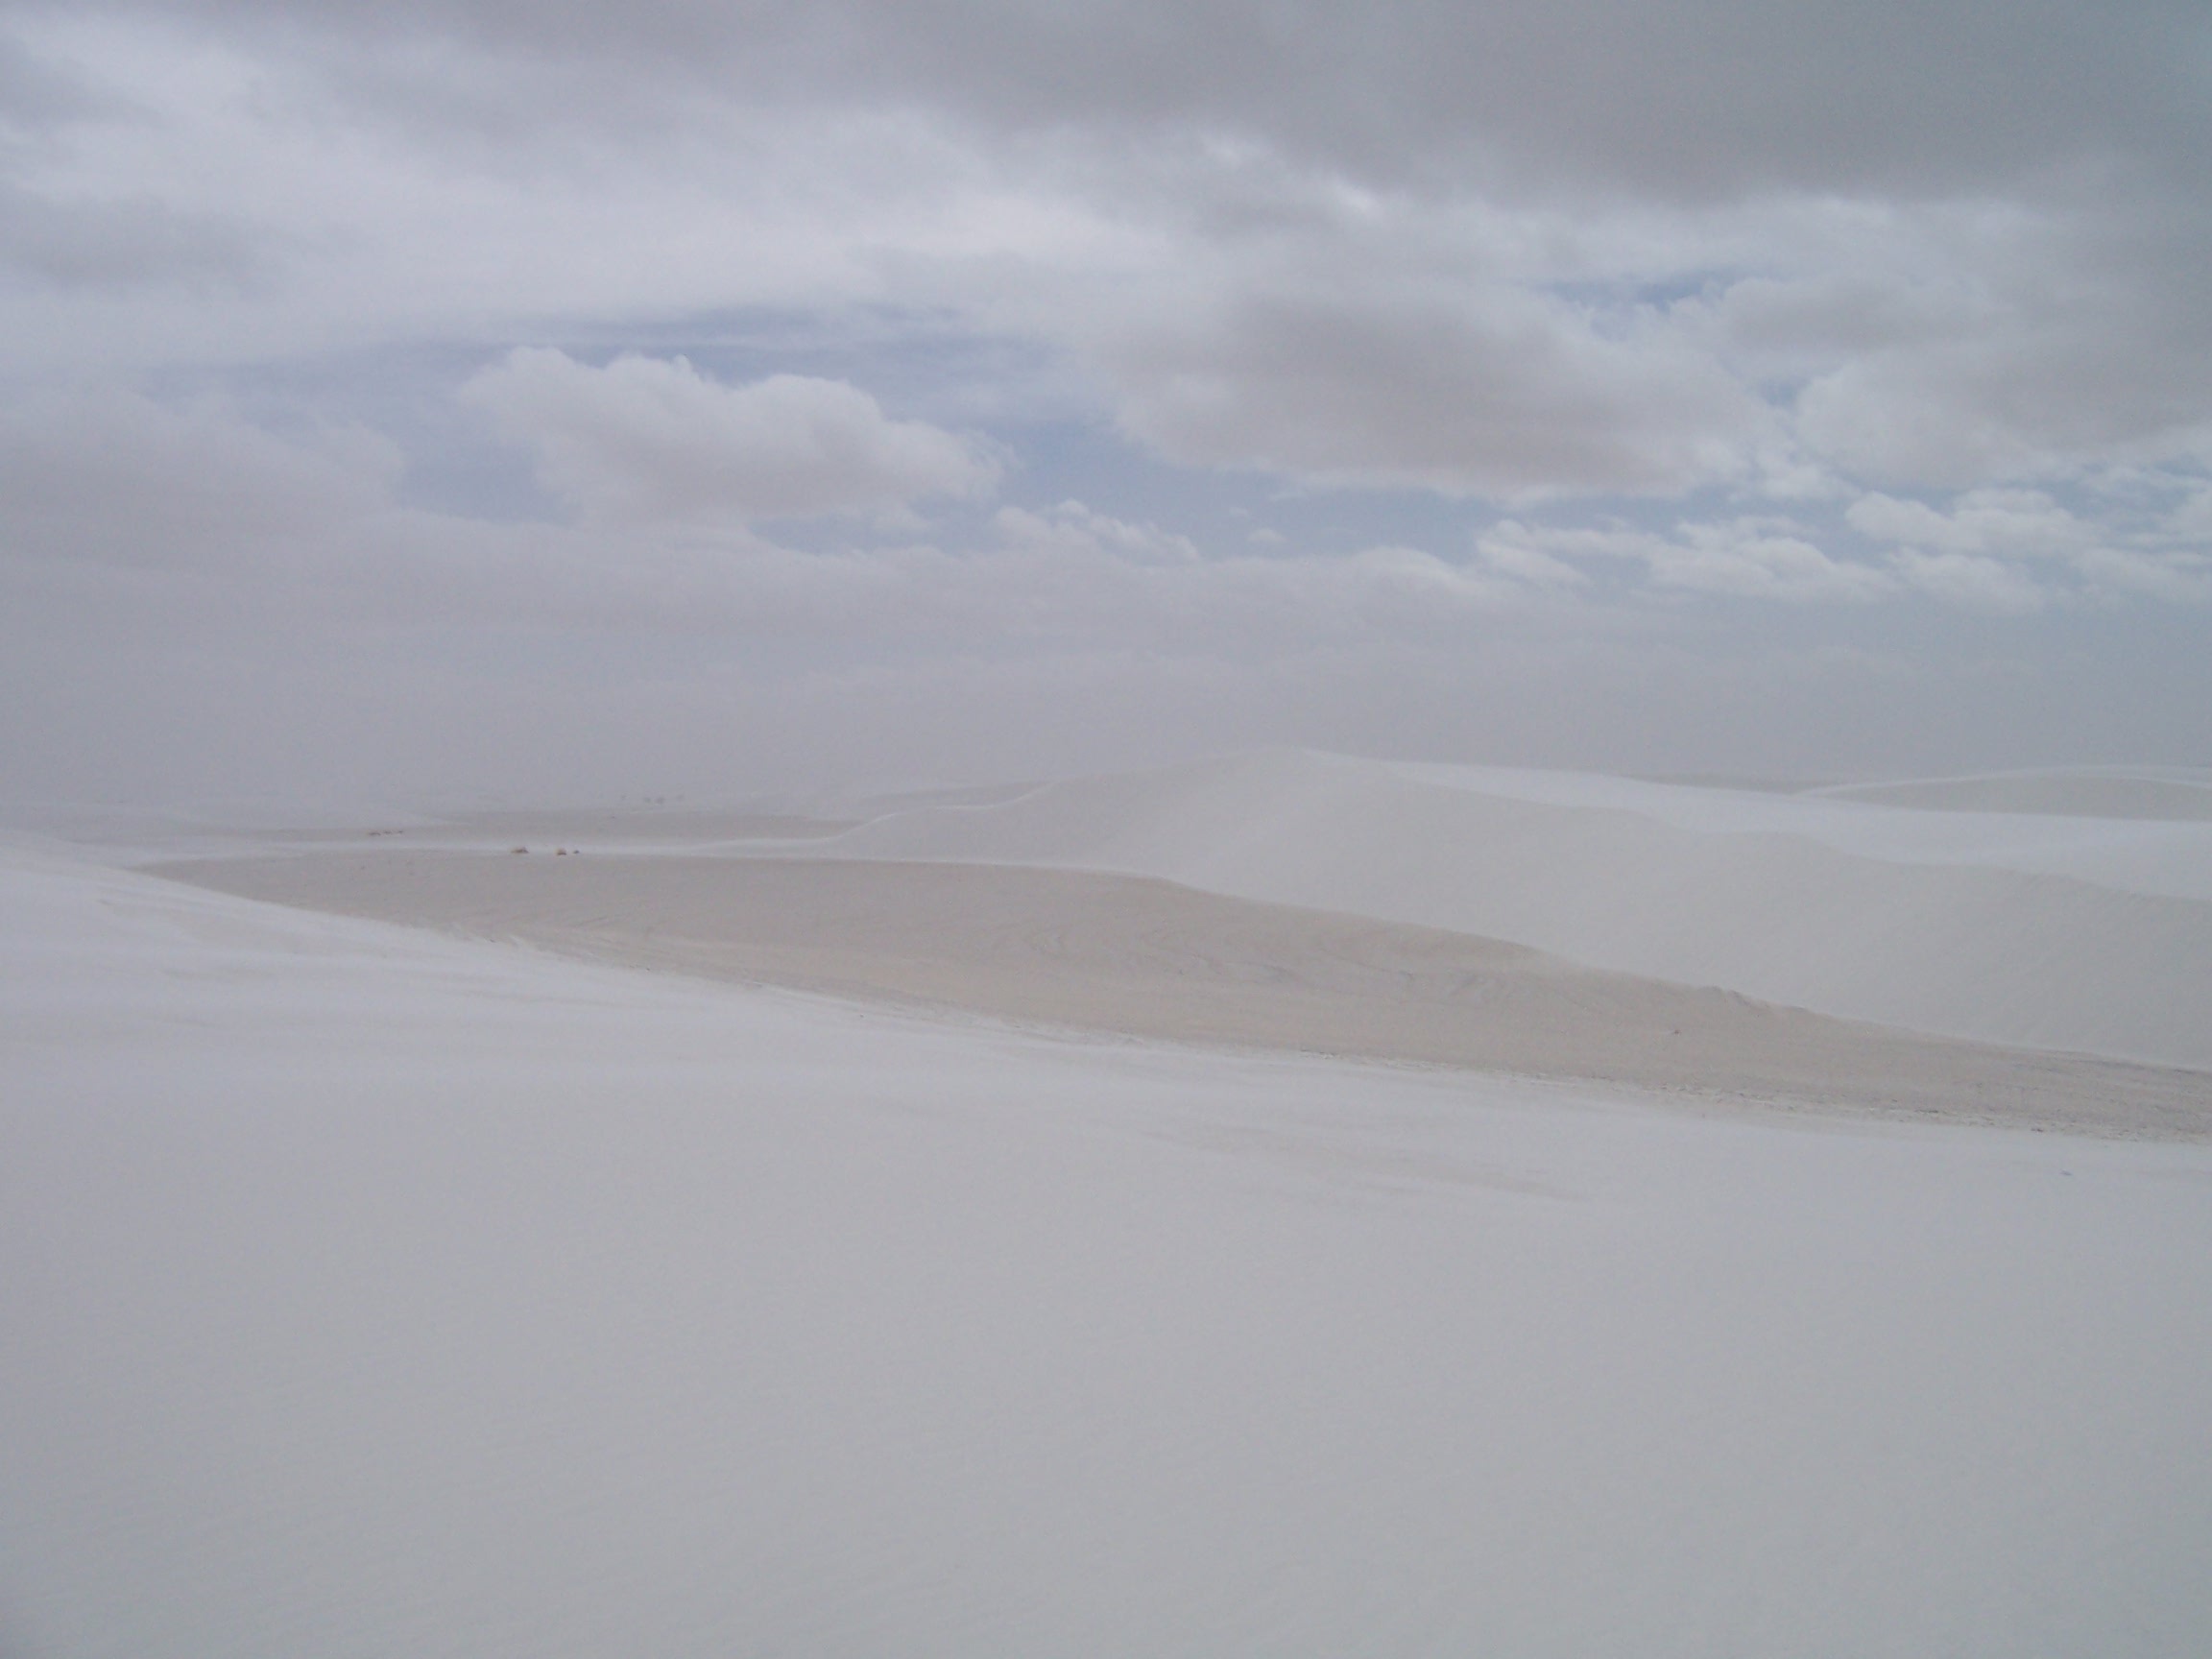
[
  {"left": 143, "top": 749, "right": 2212, "bottom": 1135},
  {"left": 1812, "top": 771, "right": 2212, "bottom": 821},
  {"left": 819, "top": 750, "right": 2212, "bottom": 1069}
]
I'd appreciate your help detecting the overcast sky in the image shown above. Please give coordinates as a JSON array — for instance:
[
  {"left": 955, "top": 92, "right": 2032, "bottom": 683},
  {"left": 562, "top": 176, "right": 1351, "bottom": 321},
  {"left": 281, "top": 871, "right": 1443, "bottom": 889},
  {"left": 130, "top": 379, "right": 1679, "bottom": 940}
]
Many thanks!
[{"left": 3, "top": 0, "right": 2209, "bottom": 806}]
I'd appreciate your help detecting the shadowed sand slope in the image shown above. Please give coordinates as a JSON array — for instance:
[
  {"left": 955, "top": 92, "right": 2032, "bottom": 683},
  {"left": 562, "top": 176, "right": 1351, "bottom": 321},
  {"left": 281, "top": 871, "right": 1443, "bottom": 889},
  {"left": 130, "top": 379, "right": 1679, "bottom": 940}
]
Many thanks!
[{"left": 159, "top": 852, "right": 2211, "bottom": 1138}]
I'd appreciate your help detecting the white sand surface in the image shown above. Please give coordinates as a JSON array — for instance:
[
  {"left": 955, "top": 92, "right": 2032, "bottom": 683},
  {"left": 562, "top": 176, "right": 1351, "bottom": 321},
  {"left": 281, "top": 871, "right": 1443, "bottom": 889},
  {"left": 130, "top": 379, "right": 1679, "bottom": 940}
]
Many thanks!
[
  {"left": 819, "top": 749, "right": 2212, "bottom": 1067},
  {"left": 159, "top": 849, "right": 2212, "bottom": 1139},
  {"left": 1386, "top": 758, "right": 2212, "bottom": 898},
  {"left": 1814, "top": 770, "right": 2212, "bottom": 821},
  {"left": 6, "top": 842, "right": 2212, "bottom": 1656}
]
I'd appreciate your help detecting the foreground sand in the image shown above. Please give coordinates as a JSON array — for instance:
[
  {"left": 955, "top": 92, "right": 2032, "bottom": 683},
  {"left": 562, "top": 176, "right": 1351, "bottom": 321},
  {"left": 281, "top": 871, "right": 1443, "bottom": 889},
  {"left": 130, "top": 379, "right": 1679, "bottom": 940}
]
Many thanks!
[
  {"left": 10, "top": 841, "right": 2212, "bottom": 1657},
  {"left": 159, "top": 849, "right": 2212, "bottom": 1139}
]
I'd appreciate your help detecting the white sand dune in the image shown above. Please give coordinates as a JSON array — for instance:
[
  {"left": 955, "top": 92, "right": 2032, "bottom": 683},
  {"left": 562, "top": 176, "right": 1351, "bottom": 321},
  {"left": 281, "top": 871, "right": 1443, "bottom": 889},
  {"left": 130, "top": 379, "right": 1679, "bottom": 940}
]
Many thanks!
[
  {"left": 1387, "top": 759, "right": 2212, "bottom": 899},
  {"left": 820, "top": 749, "right": 2212, "bottom": 1068},
  {"left": 1813, "top": 769, "right": 2212, "bottom": 821},
  {"left": 7, "top": 842, "right": 2212, "bottom": 1657}
]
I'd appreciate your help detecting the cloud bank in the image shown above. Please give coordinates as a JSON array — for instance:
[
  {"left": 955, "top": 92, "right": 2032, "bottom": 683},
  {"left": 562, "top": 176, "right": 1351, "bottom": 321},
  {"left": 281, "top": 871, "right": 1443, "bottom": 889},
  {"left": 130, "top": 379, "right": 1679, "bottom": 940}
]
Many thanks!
[{"left": 2, "top": 0, "right": 2208, "bottom": 802}]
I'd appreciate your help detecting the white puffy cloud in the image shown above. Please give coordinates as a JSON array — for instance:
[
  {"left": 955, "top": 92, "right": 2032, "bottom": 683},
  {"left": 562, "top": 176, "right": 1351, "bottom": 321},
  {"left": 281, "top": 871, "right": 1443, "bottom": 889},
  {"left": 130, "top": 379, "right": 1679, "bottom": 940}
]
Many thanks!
[
  {"left": 2165, "top": 483, "right": 2212, "bottom": 544},
  {"left": 1796, "top": 358, "right": 2046, "bottom": 491},
  {"left": 1845, "top": 490, "right": 2094, "bottom": 562},
  {"left": 1333, "top": 543, "right": 1517, "bottom": 613},
  {"left": 2070, "top": 547, "right": 2212, "bottom": 604},
  {"left": 1479, "top": 517, "right": 1891, "bottom": 604},
  {"left": 1845, "top": 484, "right": 2212, "bottom": 608},
  {"left": 995, "top": 501, "right": 1200, "bottom": 565},
  {"left": 459, "top": 349, "right": 998, "bottom": 524},
  {"left": 1634, "top": 520, "right": 1895, "bottom": 604},
  {"left": 0, "top": 393, "right": 1524, "bottom": 653},
  {"left": 1888, "top": 550, "right": 2048, "bottom": 614},
  {"left": 1472, "top": 531, "right": 1588, "bottom": 590},
  {"left": 1689, "top": 194, "right": 2212, "bottom": 496}
]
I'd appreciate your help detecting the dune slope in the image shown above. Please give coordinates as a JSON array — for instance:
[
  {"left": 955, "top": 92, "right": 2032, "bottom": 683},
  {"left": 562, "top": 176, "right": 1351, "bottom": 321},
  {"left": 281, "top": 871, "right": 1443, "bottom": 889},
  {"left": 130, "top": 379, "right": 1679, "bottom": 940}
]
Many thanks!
[{"left": 824, "top": 750, "right": 2212, "bottom": 1068}]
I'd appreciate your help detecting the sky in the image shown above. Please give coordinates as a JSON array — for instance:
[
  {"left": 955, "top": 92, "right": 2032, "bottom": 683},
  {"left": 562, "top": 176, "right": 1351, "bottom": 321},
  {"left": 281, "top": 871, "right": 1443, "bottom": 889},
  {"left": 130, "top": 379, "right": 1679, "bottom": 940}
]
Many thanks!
[{"left": 2, "top": 0, "right": 2209, "bottom": 807}]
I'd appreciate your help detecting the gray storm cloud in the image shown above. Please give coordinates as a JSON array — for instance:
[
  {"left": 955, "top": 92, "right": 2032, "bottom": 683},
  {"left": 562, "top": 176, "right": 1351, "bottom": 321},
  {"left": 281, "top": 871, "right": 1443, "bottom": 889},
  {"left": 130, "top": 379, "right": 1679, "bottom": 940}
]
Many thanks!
[
  {"left": 1088, "top": 283, "right": 1765, "bottom": 497},
  {"left": 62, "top": 0, "right": 2208, "bottom": 197},
  {"left": 9, "top": 0, "right": 2205, "bottom": 503}
]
